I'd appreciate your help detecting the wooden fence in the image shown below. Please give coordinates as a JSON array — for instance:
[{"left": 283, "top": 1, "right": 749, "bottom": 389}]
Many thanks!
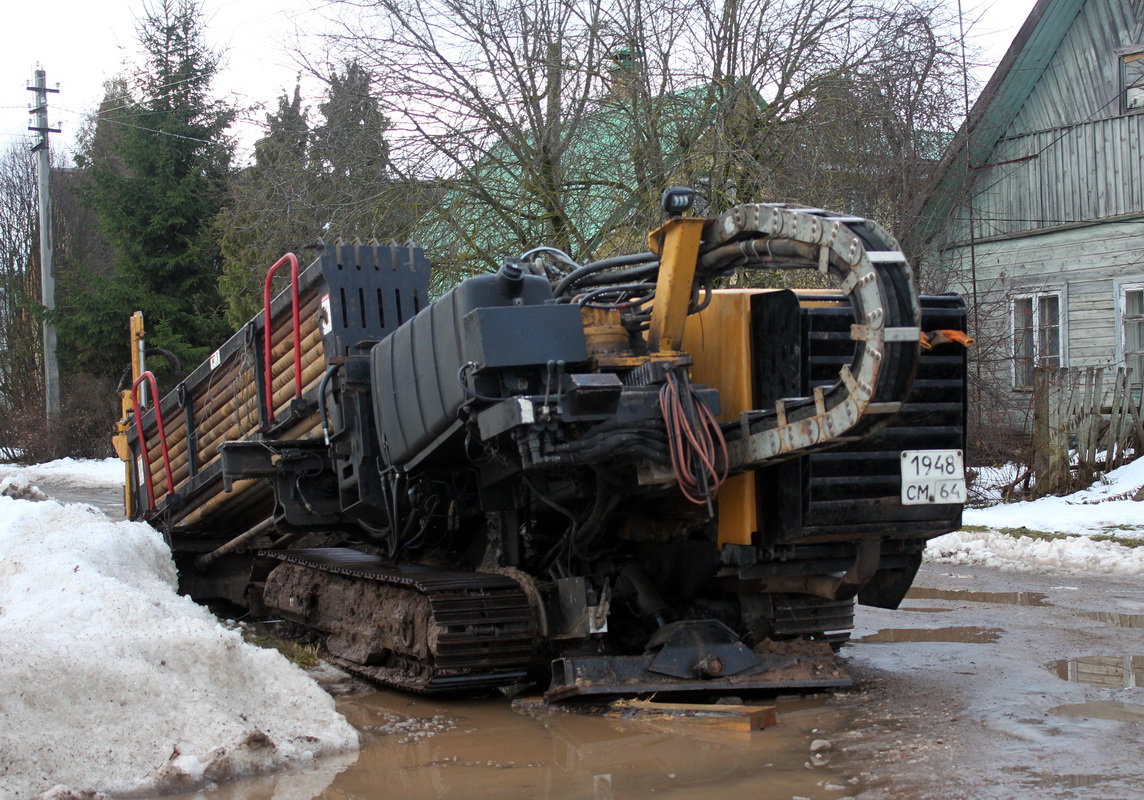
[{"left": 1032, "top": 366, "right": 1143, "bottom": 496}]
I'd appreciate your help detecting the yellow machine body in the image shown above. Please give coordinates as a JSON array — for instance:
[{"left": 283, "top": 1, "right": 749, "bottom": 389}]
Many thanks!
[{"left": 680, "top": 289, "right": 763, "bottom": 547}]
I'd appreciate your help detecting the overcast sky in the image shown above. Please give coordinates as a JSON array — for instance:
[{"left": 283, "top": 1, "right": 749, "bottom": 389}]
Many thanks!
[
  {"left": 2, "top": 0, "right": 1039, "bottom": 161},
  {"left": 2, "top": 0, "right": 332, "bottom": 158}
]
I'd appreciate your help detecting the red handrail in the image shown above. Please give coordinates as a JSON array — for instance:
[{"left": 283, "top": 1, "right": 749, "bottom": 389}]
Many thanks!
[
  {"left": 263, "top": 253, "right": 302, "bottom": 426},
  {"left": 131, "top": 371, "right": 175, "bottom": 513}
]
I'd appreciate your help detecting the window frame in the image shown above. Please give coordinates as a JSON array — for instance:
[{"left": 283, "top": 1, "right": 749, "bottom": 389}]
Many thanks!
[
  {"left": 1118, "top": 47, "right": 1144, "bottom": 114},
  {"left": 1010, "top": 285, "right": 1067, "bottom": 391},
  {"left": 1115, "top": 279, "right": 1144, "bottom": 385}
]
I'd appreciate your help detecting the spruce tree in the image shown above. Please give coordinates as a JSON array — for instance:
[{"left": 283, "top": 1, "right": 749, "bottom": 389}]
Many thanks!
[
  {"left": 311, "top": 62, "right": 390, "bottom": 183},
  {"left": 64, "top": 0, "right": 233, "bottom": 377},
  {"left": 218, "top": 85, "right": 321, "bottom": 327},
  {"left": 217, "top": 62, "right": 422, "bottom": 324},
  {"left": 309, "top": 61, "right": 393, "bottom": 235}
]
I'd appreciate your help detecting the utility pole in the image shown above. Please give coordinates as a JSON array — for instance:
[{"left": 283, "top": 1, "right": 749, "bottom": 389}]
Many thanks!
[{"left": 28, "top": 69, "right": 61, "bottom": 421}]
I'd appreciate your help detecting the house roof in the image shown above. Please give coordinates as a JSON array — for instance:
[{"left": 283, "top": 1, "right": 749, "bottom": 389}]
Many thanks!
[
  {"left": 420, "top": 81, "right": 751, "bottom": 273},
  {"left": 909, "top": 0, "right": 1088, "bottom": 246}
]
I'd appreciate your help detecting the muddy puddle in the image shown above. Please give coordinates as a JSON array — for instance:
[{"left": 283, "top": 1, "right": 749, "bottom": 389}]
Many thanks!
[
  {"left": 1002, "top": 767, "right": 1123, "bottom": 790},
  {"left": 1049, "top": 655, "right": 1144, "bottom": 689},
  {"left": 157, "top": 689, "right": 867, "bottom": 800},
  {"left": 856, "top": 626, "right": 1002, "bottom": 644},
  {"left": 904, "top": 587, "right": 1050, "bottom": 607},
  {"left": 1049, "top": 701, "right": 1144, "bottom": 722},
  {"left": 1081, "top": 610, "right": 1144, "bottom": 628}
]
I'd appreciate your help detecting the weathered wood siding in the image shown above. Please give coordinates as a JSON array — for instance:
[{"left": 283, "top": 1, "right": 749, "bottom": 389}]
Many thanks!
[
  {"left": 941, "top": 220, "right": 1144, "bottom": 423},
  {"left": 1009, "top": 0, "right": 1144, "bottom": 135},
  {"left": 943, "top": 0, "right": 1144, "bottom": 245},
  {"left": 956, "top": 114, "right": 1144, "bottom": 241},
  {"left": 928, "top": 1, "right": 1144, "bottom": 428}
]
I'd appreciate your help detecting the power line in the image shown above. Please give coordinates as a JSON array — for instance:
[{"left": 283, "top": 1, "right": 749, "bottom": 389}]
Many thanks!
[
  {"left": 54, "top": 106, "right": 220, "bottom": 145},
  {"left": 89, "top": 74, "right": 209, "bottom": 117}
]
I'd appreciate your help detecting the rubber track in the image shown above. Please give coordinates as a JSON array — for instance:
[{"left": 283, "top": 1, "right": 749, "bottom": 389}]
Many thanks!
[{"left": 262, "top": 547, "right": 536, "bottom": 693}]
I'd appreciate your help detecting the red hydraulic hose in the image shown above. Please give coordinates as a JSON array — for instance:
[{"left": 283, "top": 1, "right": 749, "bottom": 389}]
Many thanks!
[
  {"left": 263, "top": 253, "right": 302, "bottom": 426},
  {"left": 660, "top": 372, "right": 729, "bottom": 505},
  {"left": 131, "top": 371, "right": 175, "bottom": 513}
]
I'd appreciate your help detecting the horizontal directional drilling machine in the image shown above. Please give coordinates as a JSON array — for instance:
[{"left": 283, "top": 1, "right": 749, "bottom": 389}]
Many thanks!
[{"left": 115, "top": 194, "right": 971, "bottom": 698}]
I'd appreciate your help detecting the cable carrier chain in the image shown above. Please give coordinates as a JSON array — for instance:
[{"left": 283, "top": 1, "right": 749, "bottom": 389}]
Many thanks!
[{"left": 115, "top": 196, "right": 972, "bottom": 699}]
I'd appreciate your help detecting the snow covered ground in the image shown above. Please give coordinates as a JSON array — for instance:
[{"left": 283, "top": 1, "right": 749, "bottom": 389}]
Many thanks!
[
  {"left": 1, "top": 457, "right": 125, "bottom": 492},
  {"left": 0, "top": 459, "right": 358, "bottom": 800},
  {"left": 930, "top": 457, "right": 1144, "bottom": 575}
]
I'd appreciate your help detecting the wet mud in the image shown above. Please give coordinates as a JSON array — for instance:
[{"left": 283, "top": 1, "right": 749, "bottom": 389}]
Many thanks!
[
  {"left": 998, "top": 767, "right": 1131, "bottom": 796},
  {"left": 904, "top": 587, "right": 1050, "bottom": 607},
  {"left": 156, "top": 689, "right": 870, "bottom": 800},
  {"left": 856, "top": 626, "right": 1002, "bottom": 644},
  {"left": 1080, "top": 610, "right": 1144, "bottom": 628},
  {"left": 844, "top": 566, "right": 1144, "bottom": 799}
]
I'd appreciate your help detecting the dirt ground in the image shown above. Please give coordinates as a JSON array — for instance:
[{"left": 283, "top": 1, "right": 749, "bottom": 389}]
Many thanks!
[
  {"left": 150, "top": 561, "right": 1144, "bottom": 800},
  {"left": 839, "top": 562, "right": 1144, "bottom": 800}
]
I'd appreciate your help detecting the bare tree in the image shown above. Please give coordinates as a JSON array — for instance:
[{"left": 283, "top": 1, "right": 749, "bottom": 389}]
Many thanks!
[
  {"left": 0, "top": 144, "right": 43, "bottom": 451},
  {"left": 323, "top": 0, "right": 968, "bottom": 283},
  {"left": 0, "top": 145, "right": 119, "bottom": 461}
]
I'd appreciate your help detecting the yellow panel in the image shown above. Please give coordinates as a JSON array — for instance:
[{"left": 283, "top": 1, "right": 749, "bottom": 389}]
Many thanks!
[
  {"left": 681, "top": 289, "right": 774, "bottom": 547},
  {"left": 681, "top": 290, "right": 759, "bottom": 421},
  {"left": 680, "top": 289, "right": 852, "bottom": 546},
  {"left": 715, "top": 472, "right": 756, "bottom": 547}
]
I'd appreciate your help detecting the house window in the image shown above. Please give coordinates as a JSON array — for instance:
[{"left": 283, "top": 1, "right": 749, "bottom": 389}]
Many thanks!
[
  {"left": 1122, "top": 52, "right": 1144, "bottom": 112},
  {"left": 1012, "top": 290, "right": 1063, "bottom": 389},
  {"left": 1119, "top": 283, "right": 1144, "bottom": 383}
]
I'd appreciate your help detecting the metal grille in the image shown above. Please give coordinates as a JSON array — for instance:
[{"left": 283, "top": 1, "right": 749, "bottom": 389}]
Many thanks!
[{"left": 756, "top": 293, "right": 968, "bottom": 544}]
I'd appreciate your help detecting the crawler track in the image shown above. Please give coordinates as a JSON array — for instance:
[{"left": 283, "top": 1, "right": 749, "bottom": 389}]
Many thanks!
[{"left": 261, "top": 548, "right": 536, "bottom": 693}]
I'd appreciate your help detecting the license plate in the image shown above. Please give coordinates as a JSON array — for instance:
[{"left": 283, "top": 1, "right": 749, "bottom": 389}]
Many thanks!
[{"left": 900, "top": 449, "right": 966, "bottom": 505}]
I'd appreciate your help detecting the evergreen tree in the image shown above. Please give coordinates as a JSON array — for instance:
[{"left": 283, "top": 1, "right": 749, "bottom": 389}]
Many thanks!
[
  {"left": 218, "top": 85, "right": 322, "bottom": 326},
  {"left": 311, "top": 61, "right": 390, "bottom": 187},
  {"left": 309, "top": 61, "right": 400, "bottom": 238},
  {"left": 256, "top": 85, "right": 309, "bottom": 168},
  {"left": 64, "top": 0, "right": 233, "bottom": 376},
  {"left": 216, "top": 61, "right": 427, "bottom": 323}
]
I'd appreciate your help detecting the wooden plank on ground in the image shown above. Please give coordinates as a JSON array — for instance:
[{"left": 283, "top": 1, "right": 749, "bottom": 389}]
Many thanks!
[
  {"left": 609, "top": 699, "right": 777, "bottom": 731},
  {"left": 512, "top": 697, "right": 777, "bottom": 732}
]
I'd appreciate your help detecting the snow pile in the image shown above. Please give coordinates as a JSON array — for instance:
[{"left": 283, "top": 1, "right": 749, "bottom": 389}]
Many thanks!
[
  {"left": 0, "top": 476, "right": 48, "bottom": 501},
  {"left": 928, "top": 529, "right": 1144, "bottom": 575},
  {"left": 0, "top": 457, "right": 125, "bottom": 492},
  {"left": 929, "top": 457, "right": 1144, "bottom": 575},
  {"left": 0, "top": 496, "right": 358, "bottom": 800}
]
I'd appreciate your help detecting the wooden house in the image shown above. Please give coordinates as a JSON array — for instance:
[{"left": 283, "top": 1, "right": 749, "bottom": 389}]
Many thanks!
[{"left": 915, "top": 0, "right": 1144, "bottom": 424}]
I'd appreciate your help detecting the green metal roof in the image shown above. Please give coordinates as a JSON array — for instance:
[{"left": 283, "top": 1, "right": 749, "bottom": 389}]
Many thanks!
[{"left": 418, "top": 82, "right": 738, "bottom": 276}]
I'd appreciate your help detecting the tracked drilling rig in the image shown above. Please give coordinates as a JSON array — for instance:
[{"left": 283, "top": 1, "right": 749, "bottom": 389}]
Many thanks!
[{"left": 115, "top": 194, "right": 971, "bottom": 698}]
